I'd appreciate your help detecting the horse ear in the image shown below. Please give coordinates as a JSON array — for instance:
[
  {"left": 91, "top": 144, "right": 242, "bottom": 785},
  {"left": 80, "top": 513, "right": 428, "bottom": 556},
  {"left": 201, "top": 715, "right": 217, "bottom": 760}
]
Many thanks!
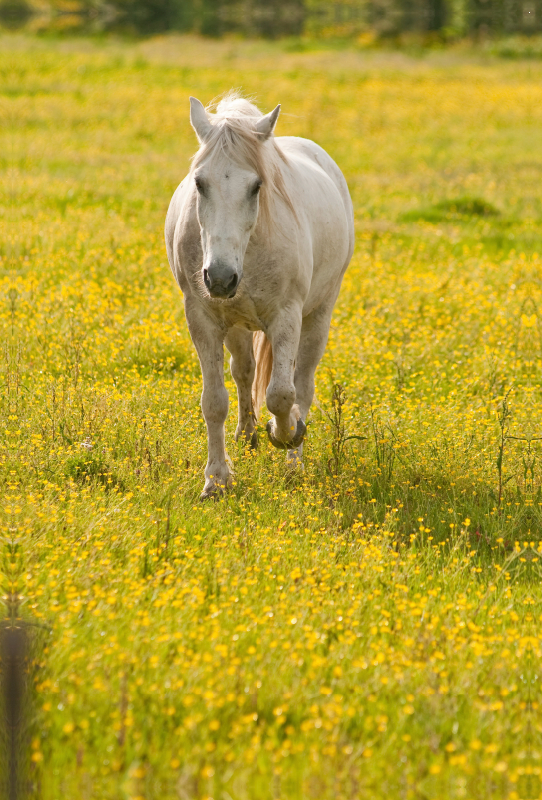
[
  {"left": 190, "top": 97, "right": 212, "bottom": 143},
  {"left": 255, "top": 104, "right": 281, "bottom": 140}
]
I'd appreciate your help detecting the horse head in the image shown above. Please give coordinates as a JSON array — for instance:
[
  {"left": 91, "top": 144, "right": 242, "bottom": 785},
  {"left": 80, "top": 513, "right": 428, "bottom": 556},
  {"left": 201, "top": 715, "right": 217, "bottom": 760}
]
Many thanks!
[{"left": 189, "top": 96, "right": 280, "bottom": 299}]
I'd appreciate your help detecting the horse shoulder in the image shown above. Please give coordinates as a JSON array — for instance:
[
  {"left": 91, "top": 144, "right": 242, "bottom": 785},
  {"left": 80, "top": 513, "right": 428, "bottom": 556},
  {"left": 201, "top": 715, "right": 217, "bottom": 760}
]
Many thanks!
[
  {"left": 276, "top": 136, "right": 339, "bottom": 177},
  {"left": 165, "top": 179, "right": 201, "bottom": 291},
  {"left": 165, "top": 177, "right": 187, "bottom": 258},
  {"left": 277, "top": 136, "right": 354, "bottom": 262},
  {"left": 277, "top": 137, "right": 352, "bottom": 206}
]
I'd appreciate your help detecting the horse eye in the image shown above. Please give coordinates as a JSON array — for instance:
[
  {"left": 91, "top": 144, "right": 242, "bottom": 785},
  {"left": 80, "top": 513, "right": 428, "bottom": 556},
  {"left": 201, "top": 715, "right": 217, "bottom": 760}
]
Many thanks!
[
  {"left": 195, "top": 177, "right": 204, "bottom": 194},
  {"left": 252, "top": 180, "right": 262, "bottom": 196}
]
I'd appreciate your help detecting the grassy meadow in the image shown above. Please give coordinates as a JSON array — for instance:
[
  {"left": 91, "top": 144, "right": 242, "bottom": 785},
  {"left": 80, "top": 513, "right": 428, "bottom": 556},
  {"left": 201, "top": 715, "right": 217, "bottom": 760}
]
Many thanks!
[{"left": 3, "top": 34, "right": 542, "bottom": 799}]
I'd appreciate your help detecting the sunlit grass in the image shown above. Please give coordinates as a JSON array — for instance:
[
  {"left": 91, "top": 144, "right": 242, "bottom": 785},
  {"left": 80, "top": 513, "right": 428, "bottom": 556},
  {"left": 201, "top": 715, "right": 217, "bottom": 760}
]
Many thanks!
[{"left": 2, "top": 34, "right": 541, "bottom": 800}]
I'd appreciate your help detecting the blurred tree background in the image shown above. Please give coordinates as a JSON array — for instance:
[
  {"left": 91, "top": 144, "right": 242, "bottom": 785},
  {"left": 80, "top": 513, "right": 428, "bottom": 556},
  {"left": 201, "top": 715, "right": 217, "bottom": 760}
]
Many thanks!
[{"left": 0, "top": 0, "right": 540, "bottom": 39}]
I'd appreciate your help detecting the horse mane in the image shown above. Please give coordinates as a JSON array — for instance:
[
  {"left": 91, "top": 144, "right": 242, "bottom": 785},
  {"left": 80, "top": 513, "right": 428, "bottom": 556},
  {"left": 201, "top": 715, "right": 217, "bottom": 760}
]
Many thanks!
[{"left": 190, "top": 92, "right": 296, "bottom": 230}]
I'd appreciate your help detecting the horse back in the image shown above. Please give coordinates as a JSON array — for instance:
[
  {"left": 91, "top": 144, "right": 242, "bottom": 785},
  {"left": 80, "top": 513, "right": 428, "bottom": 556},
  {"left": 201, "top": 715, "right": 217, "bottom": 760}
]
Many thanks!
[
  {"left": 274, "top": 136, "right": 354, "bottom": 309},
  {"left": 276, "top": 136, "right": 354, "bottom": 256}
]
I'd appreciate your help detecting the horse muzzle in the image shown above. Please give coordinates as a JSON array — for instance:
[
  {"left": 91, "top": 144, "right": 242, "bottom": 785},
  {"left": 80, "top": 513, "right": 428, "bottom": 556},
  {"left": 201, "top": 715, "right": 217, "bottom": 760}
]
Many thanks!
[{"left": 203, "top": 264, "right": 240, "bottom": 299}]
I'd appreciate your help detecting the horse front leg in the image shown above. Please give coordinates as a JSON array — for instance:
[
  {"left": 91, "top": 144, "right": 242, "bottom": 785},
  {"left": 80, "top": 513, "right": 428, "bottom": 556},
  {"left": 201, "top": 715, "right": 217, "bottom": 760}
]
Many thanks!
[
  {"left": 265, "top": 306, "right": 306, "bottom": 450},
  {"left": 185, "top": 301, "right": 231, "bottom": 500}
]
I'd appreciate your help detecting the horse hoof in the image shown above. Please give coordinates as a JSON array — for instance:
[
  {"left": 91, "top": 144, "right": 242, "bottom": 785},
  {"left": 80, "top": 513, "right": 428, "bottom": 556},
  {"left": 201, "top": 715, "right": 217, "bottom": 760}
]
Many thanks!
[
  {"left": 286, "top": 451, "right": 304, "bottom": 471},
  {"left": 200, "top": 485, "right": 226, "bottom": 501},
  {"left": 285, "top": 464, "right": 304, "bottom": 485},
  {"left": 266, "top": 418, "right": 306, "bottom": 450},
  {"left": 235, "top": 430, "right": 258, "bottom": 450}
]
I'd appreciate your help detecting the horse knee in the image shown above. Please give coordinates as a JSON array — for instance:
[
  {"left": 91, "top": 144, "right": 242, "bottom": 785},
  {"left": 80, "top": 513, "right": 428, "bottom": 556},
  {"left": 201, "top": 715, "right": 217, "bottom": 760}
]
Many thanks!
[
  {"left": 266, "top": 382, "right": 295, "bottom": 418},
  {"left": 201, "top": 385, "right": 229, "bottom": 426}
]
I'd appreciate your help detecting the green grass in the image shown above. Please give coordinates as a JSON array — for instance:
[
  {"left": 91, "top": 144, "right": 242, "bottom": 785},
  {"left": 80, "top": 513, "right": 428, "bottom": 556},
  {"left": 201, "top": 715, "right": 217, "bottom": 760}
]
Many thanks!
[{"left": 2, "top": 33, "right": 541, "bottom": 800}]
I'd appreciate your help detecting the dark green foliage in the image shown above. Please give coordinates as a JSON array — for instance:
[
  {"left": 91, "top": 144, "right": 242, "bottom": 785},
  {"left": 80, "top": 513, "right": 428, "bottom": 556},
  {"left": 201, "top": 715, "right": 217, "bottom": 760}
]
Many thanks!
[
  {"left": 0, "top": 0, "right": 32, "bottom": 29},
  {"left": 4, "top": 0, "right": 542, "bottom": 37},
  {"left": 401, "top": 196, "right": 501, "bottom": 223}
]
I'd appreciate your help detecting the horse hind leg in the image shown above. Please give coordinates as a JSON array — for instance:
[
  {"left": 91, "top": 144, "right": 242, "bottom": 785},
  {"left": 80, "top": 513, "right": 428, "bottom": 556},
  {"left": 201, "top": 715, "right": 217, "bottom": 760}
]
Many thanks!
[
  {"left": 264, "top": 308, "right": 306, "bottom": 450},
  {"left": 288, "top": 304, "right": 336, "bottom": 467},
  {"left": 225, "top": 328, "right": 257, "bottom": 449}
]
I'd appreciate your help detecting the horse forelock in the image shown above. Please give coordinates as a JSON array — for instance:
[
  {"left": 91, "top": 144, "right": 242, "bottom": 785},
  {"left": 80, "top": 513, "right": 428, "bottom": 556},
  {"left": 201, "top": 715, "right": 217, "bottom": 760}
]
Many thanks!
[
  {"left": 190, "top": 95, "right": 296, "bottom": 231},
  {"left": 213, "top": 92, "right": 263, "bottom": 120}
]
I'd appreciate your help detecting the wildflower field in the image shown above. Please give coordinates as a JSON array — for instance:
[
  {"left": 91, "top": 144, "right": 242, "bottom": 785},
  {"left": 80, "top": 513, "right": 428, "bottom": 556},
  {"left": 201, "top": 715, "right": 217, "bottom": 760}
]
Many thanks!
[{"left": 3, "top": 34, "right": 542, "bottom": 800}]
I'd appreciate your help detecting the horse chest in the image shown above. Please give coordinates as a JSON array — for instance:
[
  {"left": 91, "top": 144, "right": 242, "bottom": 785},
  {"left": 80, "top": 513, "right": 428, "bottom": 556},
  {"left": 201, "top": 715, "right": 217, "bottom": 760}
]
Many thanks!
[{"left": 205, "top": 295, "right": 266, "bottom": 334}]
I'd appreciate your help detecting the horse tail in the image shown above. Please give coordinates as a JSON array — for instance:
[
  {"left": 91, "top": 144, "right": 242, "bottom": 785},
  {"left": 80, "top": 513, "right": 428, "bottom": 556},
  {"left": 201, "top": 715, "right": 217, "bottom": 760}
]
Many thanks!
[{"left": 252, "top": 331, "right": 273, "bottom": 421}]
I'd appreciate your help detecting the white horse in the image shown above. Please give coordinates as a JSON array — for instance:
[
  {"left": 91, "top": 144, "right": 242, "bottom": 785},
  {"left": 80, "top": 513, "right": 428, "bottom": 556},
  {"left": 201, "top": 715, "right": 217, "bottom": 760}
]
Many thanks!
[{"left": 165, "top": 94, "right": 354, "bottom": 499}]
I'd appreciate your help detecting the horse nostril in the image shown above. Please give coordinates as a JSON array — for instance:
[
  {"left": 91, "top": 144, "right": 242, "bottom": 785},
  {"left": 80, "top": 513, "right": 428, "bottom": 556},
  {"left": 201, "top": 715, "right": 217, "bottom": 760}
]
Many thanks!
[{"left": 203, "top": 266, "right": 238, "bottom": 297}]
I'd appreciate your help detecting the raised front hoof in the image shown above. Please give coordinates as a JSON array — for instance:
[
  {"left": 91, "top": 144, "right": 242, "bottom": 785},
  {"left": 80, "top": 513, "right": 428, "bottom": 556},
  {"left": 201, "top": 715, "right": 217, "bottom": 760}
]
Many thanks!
[{"left": 266, "top": 418, "right": 306, "bottom": 450}]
